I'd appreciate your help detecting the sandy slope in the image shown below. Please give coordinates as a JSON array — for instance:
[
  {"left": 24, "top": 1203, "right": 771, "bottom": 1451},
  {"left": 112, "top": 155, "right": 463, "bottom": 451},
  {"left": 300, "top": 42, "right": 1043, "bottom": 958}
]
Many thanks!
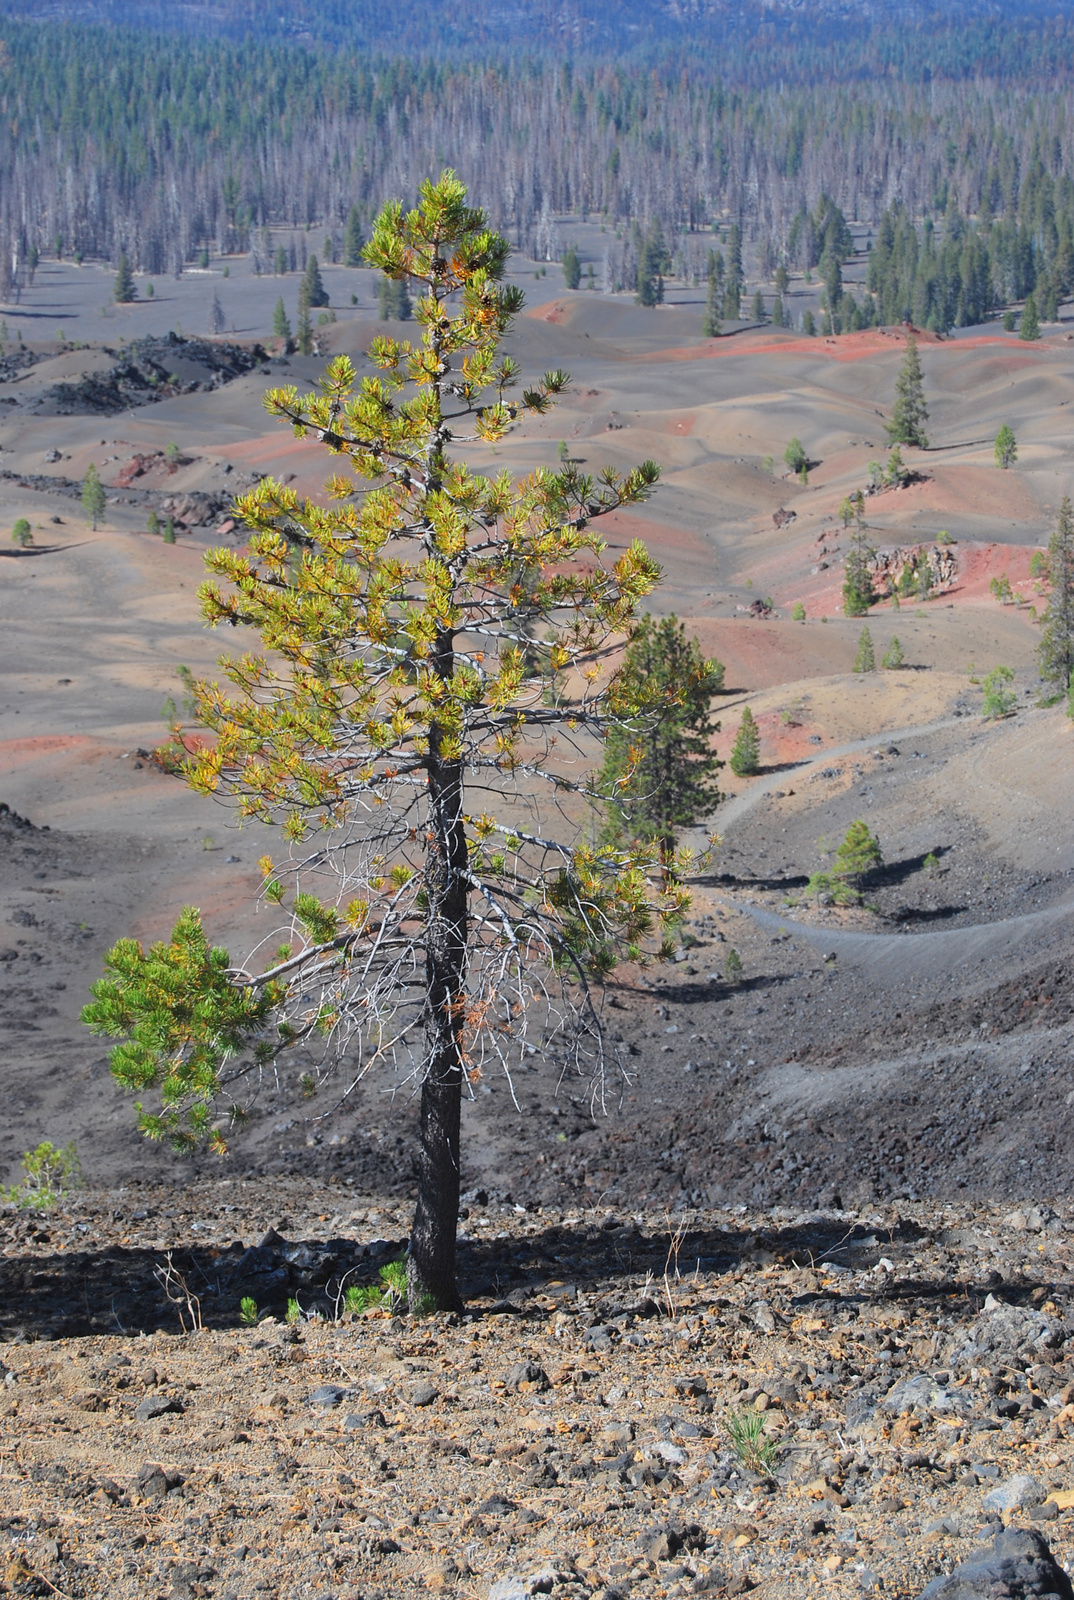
[{"left": 1, "top": 296, "right": 1073, "bottom": 1215}]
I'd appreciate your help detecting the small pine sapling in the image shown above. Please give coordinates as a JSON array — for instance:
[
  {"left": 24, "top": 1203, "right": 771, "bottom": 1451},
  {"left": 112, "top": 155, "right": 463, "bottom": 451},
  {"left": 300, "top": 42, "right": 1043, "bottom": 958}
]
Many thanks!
[
  {"left": 784, "top": 437, "right": 807, "bottom": 474},
  {"left": 3, "top": 1141, "right": 81, "bottom": 1210},
  {"left": 239, "top": 1296, "right": 259, "bottom": 1325},
  {"left": 791, "top": 600, "right": 806, "bottom": 622},
  {"left": 808, "top": 820, "right": 882, "bottom": 904},
  {"left": 729, "top": 706, "right": 761, "bottom": 776},
  {"left": 853, "top": 626, "right": 876, "bottom": 673},
  {"left": 11, "top": 517, "right": 32, "bottom": 548},
  {"left": 981, "top": 665, "right": 1016, "bottom": 719},
  {"left": 725, "top": 948, "right": 742, "bottom": 981},
  {"left": 881, "top": 635, "right": 905, "bottom": 669},
  {"left": 994, "top": 424, "right": 1018, "bottom": 469},
  {"left": 990, "top": 573, "right": 1015, "bottom": 606}
]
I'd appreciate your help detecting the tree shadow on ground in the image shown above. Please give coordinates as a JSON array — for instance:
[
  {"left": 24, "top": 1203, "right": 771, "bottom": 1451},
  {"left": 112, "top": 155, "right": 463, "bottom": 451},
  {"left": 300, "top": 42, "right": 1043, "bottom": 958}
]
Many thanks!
[
  {"left": 868, "top": 846, "right": 951, "bottom": 890},
  {"left": 0, "top": 1210, "right": 1045, "bottom": 1340}
]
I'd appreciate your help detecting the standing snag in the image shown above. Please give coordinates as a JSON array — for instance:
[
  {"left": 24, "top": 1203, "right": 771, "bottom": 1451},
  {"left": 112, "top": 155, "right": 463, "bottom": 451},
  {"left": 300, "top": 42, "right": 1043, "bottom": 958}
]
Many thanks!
[{"left": 82, "top": 171, "right": 682, "bottom": 1313}]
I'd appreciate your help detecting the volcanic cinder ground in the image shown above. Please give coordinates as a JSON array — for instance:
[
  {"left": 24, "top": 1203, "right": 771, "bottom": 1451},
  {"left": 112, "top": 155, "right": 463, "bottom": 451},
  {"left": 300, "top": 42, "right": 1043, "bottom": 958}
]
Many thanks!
[{"left": 2, "top": 249, "right": 1073, "bottom": 1217}]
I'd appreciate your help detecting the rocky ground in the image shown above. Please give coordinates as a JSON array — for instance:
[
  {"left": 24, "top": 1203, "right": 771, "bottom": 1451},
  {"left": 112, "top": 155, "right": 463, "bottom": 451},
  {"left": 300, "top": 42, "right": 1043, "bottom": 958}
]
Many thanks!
[{"left": 5, "top": 1184, "right": 1074, "bottom": 1599}]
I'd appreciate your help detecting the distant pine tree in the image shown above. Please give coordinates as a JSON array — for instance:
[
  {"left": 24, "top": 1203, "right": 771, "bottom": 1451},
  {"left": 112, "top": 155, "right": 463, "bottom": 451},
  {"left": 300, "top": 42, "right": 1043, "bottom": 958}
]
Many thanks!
[
  {"left": 853, "top": 626, "right": 876, "bottom": 672},
  {"left": 729, "top": 705, "right": 761, "bottom": 776},
  {"left": 843, "top": 503, "right": 876, "bottom": 616},
  {"left": 772, "top": 293, "right": 785, "bottom": 327},
  {"left": 296, "top": 286, "right": 313, "bottom": 355},
  {"left": 273, "top": 297, "right": 291, "bottom": 339},
  {"left": 343, "top": 206, "right": 364, "bottom": 268},
  {"left": 886, "top": 334, "right": 929, "bottom": 447},
  {"left": 600, "top": 614, "right": 724, "bottom": 875},
  {"left": 1020, "top": 294, "right": 1041, "bottom": 340},
  {"left": 113, "top": 253, "right": 137, "bottom": 304},
  {"left": 1038, "top": 496, "right": 1074, "bottom": 695},
  {"left": 994, "top": 423, "right": 1018, "bottom": 468},
  {"left": 702, "top": 255, "right": 723, "bottom": 337},
  {"left": 751, "top": 288, "right": 766, "bottom": 322},
  {"left": 274, "top": 245, "right": 288, "bottom": 276},
  {"left": 303, "top": 254, "right": 330, "bottom": 308},
  {"left": 378, "top": 276, "right": 412, "bottom": 321},
  {"left": 82, "top": 463, "right": 105, "bottom": 529},
  {"left": 562, "top": 246, "right": 581, "bottom": 289}
]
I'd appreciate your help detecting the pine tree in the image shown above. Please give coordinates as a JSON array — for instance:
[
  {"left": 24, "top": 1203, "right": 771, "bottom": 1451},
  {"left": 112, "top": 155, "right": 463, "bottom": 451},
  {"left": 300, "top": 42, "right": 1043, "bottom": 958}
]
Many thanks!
[
  {"left": 1020, "top": 295, "right": 1041, "bottom": 341},
  {"left": 600, "top": 615, "right": 724, "bottom": 874},
  {"left": 377, "top": 275, "right": 412, "bottom": 321},
  {"left": 853, "top": 626, "right": 875, "bottom": 672},
  {"left": 303, "top": 254, "right": 330, "bottom": 308},
  {"left": 843, "top": 503, "right": 875, "bottom": 616},
  {"left": 882, "top": 635, "right": 905, "bottom": 668},
  {"left": 729, "top": 705, "right": 761, "bottom": 776},
  {"left": 751, "top": 288, "right": 766, "bottom": 322},
  {"left": 994, "top": 424, "right": 1018, "bottom": 468},
  {"left": 702, "top": 265, "right": 722, "bottom": 338},
  {"left": 562, "top": 246, "right": 581, "bottom": 289},
  {"left": 886, "top": 334, "right": 929, "bottom": 447},
  {"left": 636, "top": 219, "right": 667, "bottom": 308},
  {"left": 296, "top": 285, "right": 313, "bottom": 355},
  {"left": 81, "top": 463, "right": 105, "bottom": 529},
  {"left": 1038, "top": 497, "right": 1074, "bottom": 695},
  {"left": 80, "top": 171, "right": 673, "bottom": 1314},
  {"left": 723, "top": 223, "right": 743, "bottom": 319},
  {"left": 113, "top": 253, "right": 137, "bottom": 304},
  {"left": 147, "top": 508, "right": 160, "bottom": 537},
  {"left": 808, "top": 820, "right": 882, "bottom": 904},
  {"left": 772, "top": 294, "right": 785, "bottom": 327},
  {"left": 343, "top": 206, "right": 364, "bottom": 268},
  {"left": 784, "top": 437, "right": 806, "bottom": 473},
  {"left": 274, "top": 244, "right": 288, "bottom": 276},
  {"left": 211, "top": 293, "right": 226, "bottom": 335},
  {"left": 273, "top": 297, "right": 291, "bottom": 340}
]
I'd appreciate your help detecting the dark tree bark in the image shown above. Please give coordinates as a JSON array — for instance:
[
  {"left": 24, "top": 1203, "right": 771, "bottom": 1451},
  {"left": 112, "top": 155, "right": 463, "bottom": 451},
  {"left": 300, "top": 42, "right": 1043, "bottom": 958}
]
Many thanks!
[{"left": 408, "top": 673, "right": 468, "bottom": 1312}]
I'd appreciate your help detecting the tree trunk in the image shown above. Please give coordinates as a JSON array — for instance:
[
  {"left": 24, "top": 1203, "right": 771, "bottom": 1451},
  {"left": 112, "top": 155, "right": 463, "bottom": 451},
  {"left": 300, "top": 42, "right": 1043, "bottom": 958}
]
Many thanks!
[{"left": 408, "top": 717, "right": 468, "bottom": 1313}]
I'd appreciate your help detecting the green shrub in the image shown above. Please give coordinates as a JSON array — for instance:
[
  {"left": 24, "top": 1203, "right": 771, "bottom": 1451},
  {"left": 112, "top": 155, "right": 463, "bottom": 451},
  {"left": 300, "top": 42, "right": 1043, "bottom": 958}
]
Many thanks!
[
  {"left": 982, "top": 664, "right": 1016, "bottom": 719},
  {"left": 239, "top": 1296, "right": 259, "bottom": 1325},
  {"left": 881, "top": 635, "right": 905, "bottom": 669},
  {"left": 791, "top": 600, "right": 806, "bottom": 622},
  {"left": 3, "top": 1141, "right": 81, "bottom": 1210},
  {"left": 727, "top": 1408, "right": 778, "bottom": 1473}
]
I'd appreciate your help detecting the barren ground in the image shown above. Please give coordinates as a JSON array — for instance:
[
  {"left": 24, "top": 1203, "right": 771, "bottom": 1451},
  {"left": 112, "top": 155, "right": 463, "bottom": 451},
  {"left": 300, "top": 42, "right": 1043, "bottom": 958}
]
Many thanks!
[{"left": 2, "top": 266, "right": 1074, "bottom": 1599}]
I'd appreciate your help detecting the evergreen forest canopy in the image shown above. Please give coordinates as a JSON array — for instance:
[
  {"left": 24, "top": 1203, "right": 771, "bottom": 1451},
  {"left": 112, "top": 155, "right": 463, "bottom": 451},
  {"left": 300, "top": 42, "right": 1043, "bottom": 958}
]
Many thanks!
[{"left": 2, "top": 6, "right": 1074, "bottom": 333}]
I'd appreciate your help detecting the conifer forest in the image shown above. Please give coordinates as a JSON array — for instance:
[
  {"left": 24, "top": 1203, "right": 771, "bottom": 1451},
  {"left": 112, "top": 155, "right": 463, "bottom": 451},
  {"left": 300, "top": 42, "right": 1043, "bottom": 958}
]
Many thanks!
[{"left": 0, "top": 0, "right": 1073, "bottom": 332}]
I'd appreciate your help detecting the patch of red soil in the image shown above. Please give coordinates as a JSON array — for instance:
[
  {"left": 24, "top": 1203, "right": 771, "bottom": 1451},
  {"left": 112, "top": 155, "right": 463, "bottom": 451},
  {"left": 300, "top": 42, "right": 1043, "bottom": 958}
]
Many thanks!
[
  {"left": 952, "top": 540, "right": 1044, "bottom": 604},
  {"left": 0, "top": 735, "right": 96, "bottom": 764},
  {"left": 632, "top": 325, "right": 1055, "bottom": 367}
]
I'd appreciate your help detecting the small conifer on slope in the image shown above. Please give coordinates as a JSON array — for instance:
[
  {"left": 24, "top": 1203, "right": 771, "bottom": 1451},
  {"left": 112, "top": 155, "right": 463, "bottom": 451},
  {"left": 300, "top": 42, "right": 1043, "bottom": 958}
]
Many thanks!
[{"left": 729, "top": 705, "right": 761, "bottom": 776}]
